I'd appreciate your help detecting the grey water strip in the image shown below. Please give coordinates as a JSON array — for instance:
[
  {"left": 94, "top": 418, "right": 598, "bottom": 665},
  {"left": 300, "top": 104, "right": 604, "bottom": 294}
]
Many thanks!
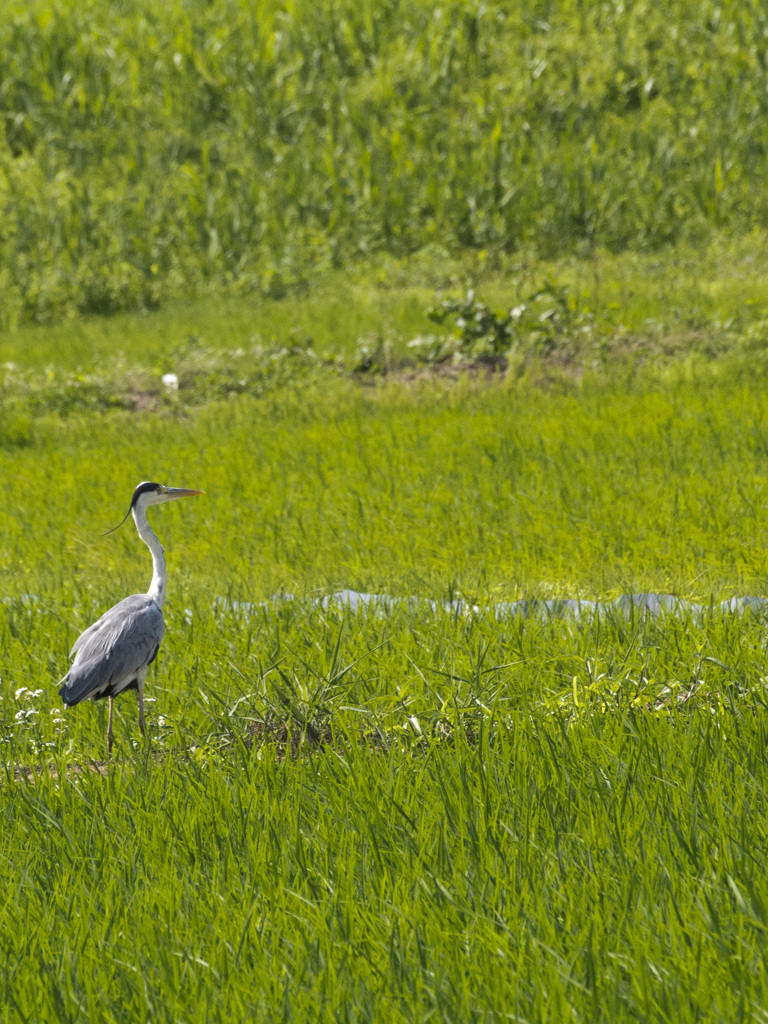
[
  {"left": 213, "top": 591, "right": 768, "bottom": 620},
  {"left": 5, "top": 591, "right": 767, "bottom": 621}
]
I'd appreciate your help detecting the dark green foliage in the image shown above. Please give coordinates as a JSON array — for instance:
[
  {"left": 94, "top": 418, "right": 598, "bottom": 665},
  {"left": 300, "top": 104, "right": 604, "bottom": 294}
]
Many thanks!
[
  {"left": 427, "top": 282, "right": 590, "bottom": 361},
  {"left": 429, "top": 289, "right": 517, "bottom": 361},
  {"left": 1, "top": 0, "right": 768, "bottom": 325}
]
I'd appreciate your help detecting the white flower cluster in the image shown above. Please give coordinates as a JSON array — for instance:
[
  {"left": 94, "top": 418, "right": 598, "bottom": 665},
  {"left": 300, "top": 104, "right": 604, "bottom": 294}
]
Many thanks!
[{"left": 10, "top": 686, "right": 65, "bottom": 731}]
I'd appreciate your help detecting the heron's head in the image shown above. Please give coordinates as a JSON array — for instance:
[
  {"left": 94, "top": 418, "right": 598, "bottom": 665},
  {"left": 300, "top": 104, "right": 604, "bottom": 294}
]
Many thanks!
[
  {"left": 104, "top": 481, "right": 204, "bottom": 535},
  {"left": 130, "top": 481, "right": 205, "bottom": 509}
]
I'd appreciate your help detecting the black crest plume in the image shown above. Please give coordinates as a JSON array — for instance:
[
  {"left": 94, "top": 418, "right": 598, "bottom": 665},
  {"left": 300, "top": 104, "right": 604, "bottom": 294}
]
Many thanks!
[{"left": 102, "top": 482, "right": 162, "bottom": 536}]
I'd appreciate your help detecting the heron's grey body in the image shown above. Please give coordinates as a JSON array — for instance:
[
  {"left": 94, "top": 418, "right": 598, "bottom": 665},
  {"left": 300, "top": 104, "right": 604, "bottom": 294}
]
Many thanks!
[
  {"left": 58, "top": 480, "right": 202, "bottom": 753},
  {"left": 59, "top": 594, "right": 164, "bottom": 706}
]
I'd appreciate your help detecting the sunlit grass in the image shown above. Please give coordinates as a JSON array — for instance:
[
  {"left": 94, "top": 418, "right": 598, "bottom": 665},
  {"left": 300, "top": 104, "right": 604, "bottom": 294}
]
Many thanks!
[
  {"left": 4, "top": 599, "right": 768, "bottom": 1020},
  {"left": 2, "top": 271, "right": 768, "bottom": 1019},
  {"left": 4, "top": 0, "right": 768, "bottom": 1012}
]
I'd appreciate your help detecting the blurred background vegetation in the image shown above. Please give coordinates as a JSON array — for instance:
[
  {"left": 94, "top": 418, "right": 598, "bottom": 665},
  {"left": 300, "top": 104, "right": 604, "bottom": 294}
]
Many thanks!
[{"left": 0, "top": 0, "right": 766, "bottom": 327}]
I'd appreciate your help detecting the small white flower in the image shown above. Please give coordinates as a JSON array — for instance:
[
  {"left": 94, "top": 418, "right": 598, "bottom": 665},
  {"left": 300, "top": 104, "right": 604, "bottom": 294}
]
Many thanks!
[
  {"left": 158, "top": 717, "right": 166, "bottom": 728},
  {"left": 162, "top": 372, "right": 179, "bottom": 392},
  {"left": 14, "top": 687, "right": 27, "bottom": 700},
  {"left": 30, "top": 689, "right": 43, "bottom": 698}
]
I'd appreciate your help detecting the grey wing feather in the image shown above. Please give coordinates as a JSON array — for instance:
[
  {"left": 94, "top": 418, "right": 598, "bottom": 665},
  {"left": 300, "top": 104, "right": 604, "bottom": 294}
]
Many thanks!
[
  {"left": 60, "top": 594, "right": 165, "bottom": 706},
  {"left": 69, "top": 618, "right": 105, "bottom": 659}
]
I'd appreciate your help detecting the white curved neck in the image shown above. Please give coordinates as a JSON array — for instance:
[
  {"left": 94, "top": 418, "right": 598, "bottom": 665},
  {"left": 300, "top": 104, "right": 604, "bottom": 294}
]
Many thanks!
[{"left": 133, "top": 504, "right": 167, "bottom": 608}]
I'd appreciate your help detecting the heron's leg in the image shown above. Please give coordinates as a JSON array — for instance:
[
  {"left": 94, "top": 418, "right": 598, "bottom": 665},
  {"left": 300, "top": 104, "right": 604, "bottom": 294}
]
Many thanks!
[
  {"left": 138, "top": 671, "right": 147, "bottom": 740},
  {"left": 107, "top": 697, "right": 114, "bottom": 756}
]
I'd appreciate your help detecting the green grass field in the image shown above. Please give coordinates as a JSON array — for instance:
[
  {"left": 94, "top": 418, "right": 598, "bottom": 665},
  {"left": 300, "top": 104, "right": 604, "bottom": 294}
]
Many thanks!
[
  {"left": 2, "top": 255, "right": 768, "bottom": 1019},
  {"left": 5, "top": 0, "right": 768, "bottom": 1019}
]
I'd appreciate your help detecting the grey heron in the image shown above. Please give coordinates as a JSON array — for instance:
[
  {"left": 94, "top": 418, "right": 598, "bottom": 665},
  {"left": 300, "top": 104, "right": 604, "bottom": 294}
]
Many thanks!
[{"left": 59, "top": 481, "right": 203, "bottom": 754}]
